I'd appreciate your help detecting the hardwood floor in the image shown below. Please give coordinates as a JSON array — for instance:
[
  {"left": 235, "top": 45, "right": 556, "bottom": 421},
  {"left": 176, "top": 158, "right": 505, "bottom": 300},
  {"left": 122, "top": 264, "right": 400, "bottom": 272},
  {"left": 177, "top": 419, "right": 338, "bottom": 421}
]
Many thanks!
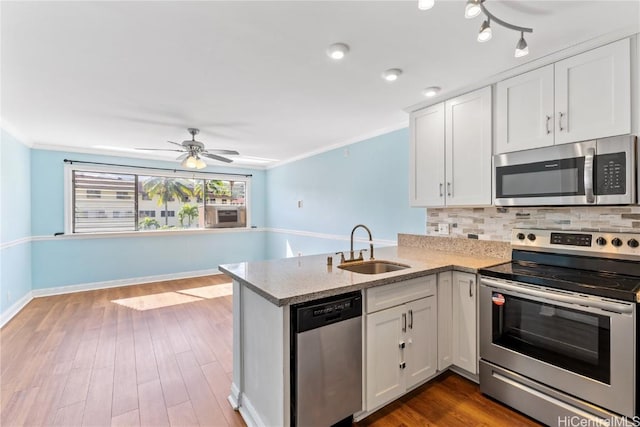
[
  {"left": 356, "top": 371, "right": 542, "bottom": 427},
  {"left": 1, "top": 275, "right": 242, "bottom": 427},
  {"left": 1, "top": 275, "right": 541, "bottom": 427}
]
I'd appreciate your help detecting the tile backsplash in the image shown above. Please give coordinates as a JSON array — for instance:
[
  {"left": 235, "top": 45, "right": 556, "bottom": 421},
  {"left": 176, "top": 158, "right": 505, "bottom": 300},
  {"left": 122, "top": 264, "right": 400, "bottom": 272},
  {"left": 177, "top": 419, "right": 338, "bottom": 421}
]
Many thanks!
[{"left": 427, "top": 206, "right": 640, "bottom": 242}]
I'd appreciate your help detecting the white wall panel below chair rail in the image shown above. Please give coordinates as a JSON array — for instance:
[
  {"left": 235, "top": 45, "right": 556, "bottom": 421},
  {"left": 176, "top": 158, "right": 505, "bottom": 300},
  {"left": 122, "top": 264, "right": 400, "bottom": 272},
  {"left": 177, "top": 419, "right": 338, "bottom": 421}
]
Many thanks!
[{"left": 426, "top": 206, "right": 640, "bottom": 242}]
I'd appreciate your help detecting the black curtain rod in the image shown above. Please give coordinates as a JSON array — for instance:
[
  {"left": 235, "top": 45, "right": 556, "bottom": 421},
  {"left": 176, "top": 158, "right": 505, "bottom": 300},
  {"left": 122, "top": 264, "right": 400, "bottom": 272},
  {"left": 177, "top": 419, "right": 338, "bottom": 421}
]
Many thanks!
[{"left": 63, "top": 159, "right": 252, "bottom": 177}]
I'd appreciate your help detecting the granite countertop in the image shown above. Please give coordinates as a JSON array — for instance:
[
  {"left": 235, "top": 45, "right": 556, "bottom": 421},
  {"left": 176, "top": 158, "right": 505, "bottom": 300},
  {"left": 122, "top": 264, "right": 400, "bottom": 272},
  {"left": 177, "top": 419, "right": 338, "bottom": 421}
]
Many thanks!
[{"left": 218, "top": 245, "right": 508, "bottom": 306}]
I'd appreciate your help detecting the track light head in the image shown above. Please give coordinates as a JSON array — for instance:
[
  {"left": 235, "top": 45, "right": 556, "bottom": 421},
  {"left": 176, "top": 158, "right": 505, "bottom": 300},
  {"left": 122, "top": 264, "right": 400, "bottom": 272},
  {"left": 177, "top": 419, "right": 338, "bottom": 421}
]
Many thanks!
[
  {"left": 477, "top": 18, "right": 492, "bottom": 42},
  {"left": 465, "top": 0, "right": 482, "bottom": 19},
  {"left": 515, "top": 32, "right": 529, "bottom": 58}
]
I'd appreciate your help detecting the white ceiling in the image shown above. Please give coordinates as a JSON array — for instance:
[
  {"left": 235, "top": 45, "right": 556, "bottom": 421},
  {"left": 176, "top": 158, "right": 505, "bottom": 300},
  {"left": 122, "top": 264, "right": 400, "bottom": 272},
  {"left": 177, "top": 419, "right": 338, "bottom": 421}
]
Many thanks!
[{"left": 2, "top": 1, "right": 639, "bottom": 167}]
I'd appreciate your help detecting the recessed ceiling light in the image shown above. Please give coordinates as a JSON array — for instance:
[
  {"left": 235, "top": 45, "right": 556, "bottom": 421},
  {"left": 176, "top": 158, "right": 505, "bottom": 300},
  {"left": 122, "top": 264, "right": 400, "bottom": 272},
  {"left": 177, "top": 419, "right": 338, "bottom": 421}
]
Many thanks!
[
  {"left": 418, "top": 0, "right": 435, "bottom": 10},
  {"left": 326, "top": 43, "right": 350, "bottom": 60},
  {"left": 381, "top": 68, "right": 403, "bottom": 82},
  {"left": 422, "top": 86, "right": 441, "bottom": 97}
]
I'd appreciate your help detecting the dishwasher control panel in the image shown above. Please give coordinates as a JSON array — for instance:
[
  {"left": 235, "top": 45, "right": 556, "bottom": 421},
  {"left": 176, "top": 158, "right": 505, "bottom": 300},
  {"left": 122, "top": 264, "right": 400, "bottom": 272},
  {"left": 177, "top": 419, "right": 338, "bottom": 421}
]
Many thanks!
[{"left": 293, "top": 291, "right": 362, "bottom": 333}]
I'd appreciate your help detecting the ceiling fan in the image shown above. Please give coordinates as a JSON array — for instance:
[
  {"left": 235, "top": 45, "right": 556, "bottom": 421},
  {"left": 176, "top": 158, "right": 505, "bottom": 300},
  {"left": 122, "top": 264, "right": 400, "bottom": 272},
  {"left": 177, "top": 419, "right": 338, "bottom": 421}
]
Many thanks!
[{"left": 136, "top": 128, "right": 239, "bottom": 169}]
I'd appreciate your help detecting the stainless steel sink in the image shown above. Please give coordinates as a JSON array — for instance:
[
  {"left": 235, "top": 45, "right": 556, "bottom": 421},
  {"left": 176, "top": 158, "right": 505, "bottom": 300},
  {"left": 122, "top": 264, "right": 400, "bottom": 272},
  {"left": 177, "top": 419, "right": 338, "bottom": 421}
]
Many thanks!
[{"left": 338, "top": 260, "right": 411, "bottom": 274}]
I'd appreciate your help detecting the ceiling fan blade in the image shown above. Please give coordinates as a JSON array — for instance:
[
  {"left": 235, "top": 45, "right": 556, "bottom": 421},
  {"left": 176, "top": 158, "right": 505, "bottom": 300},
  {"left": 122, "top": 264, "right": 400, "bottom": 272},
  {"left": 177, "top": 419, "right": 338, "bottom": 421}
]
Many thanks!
[
  {"left": 204, "top": 149, "right": 240, "bottom": 155},
  {"left": 135, "top": 148, "right": 185, "bottom": 152},
  {"left": 167, "top": 140, "right": 185, "bottom": 148},
  {"left": 176, "top": 152, "right": 190, "bottom": 161},
  {"left": 201, "top": 152, "right": 233, "bottom": 163}
]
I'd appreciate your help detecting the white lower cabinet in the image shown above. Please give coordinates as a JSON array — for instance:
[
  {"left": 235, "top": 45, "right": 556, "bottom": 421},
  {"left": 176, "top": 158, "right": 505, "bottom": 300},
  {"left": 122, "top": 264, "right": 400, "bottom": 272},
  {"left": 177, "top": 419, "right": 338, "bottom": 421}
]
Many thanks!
[
  {"left": 365, "top": 276, "right": 437, "bottom": 411},
  {"left": 452, "top": 271, "right": 478, "bottom": 374},
  {"left": 437, "top": 271, "right": 453, "bottom": 371}
]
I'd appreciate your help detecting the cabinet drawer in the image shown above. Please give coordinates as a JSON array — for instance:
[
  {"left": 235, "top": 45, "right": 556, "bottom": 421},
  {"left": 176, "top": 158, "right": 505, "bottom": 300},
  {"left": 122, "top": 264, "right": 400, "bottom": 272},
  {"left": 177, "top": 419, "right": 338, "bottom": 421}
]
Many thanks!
[{"left": 366, "top": 275, "right": 436, "bottom": 313}]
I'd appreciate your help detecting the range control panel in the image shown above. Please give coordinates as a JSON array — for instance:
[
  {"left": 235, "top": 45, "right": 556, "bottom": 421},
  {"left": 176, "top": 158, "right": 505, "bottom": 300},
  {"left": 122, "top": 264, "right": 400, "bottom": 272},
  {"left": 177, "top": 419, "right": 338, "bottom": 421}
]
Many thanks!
[{"left": 512, "top": 228, "right": 640, "bottom": 260}]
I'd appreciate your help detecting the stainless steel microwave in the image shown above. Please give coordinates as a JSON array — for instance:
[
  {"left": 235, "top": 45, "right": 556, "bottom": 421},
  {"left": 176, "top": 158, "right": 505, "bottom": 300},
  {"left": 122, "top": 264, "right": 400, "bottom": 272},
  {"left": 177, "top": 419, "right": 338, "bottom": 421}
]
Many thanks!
[{"left": 494, "top": 135, "right": 637, "bottom": 206}]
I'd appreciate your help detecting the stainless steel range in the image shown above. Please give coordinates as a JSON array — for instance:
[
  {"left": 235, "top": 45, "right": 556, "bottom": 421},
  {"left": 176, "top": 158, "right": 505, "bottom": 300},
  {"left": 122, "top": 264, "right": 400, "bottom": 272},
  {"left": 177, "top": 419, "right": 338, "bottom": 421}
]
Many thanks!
[{"left": 479, "top": 228, "right": 640, "bottom": 425}]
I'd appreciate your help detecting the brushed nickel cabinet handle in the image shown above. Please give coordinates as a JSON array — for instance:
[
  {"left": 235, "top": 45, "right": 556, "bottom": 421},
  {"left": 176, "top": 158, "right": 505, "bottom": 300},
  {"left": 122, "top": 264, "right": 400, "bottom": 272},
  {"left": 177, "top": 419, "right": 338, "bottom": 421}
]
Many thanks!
[
  {"left": 545, "top": 115, "right": 551, "bottom": 134},
  {"left": 469, "top": 279, "right": 473, "bottom": 297},
  {"left": 402, "top": 313, "right": 406, "bottom": 333},
  {"left": 439, "top": 183, "right": 443, "bottom": 197},
  {"left": 408, "top": 309, "right": 413, "bottom": 329},
  {"left": 558, "top": 112, "right": 565, "bottom": 132},
  {"left": 447, "top": 182, "right": 452, "bottom": 197}
]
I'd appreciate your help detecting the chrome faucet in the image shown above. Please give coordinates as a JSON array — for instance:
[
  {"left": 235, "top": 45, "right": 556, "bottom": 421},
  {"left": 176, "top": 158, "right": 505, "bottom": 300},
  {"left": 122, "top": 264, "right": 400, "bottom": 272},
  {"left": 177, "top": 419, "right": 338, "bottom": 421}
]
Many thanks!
[{"left": 349, "top": 224, "right": 374, "bottom": 262}]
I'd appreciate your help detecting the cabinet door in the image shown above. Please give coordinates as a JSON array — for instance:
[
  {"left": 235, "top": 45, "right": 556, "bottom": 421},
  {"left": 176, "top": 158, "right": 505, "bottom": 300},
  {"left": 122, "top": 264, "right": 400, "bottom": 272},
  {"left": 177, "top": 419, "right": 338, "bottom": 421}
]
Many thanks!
[
  {"left": 405, "top": 296, "right": 437, "bottom": 389},
  {"left": 437, "top": 271, "right": 453, "bottom": 371},
  {"left": 445, "top": 87, "right": 492, "bottom": 206},
  {"left": 555, "top": 38, "right": 631, "bottom": 145},
  {"left": 496, "top": 65, "right": 554, "bottom": 153},
  {"left": 409, "top": 103, "right": 445, "bottom": 207},
  {"left": 365, "top": 304, "right": 406, "bottom": 411},
  {"left": 452, "top": 272, "right": 477, "bottom": 374}
]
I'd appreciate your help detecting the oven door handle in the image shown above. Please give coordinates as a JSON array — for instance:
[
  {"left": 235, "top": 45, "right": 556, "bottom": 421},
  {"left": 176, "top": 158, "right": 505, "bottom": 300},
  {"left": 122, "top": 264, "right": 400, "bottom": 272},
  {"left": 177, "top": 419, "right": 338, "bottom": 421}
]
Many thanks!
[{"left": 480, "top": 277, "right": 634, "bottom": 314}]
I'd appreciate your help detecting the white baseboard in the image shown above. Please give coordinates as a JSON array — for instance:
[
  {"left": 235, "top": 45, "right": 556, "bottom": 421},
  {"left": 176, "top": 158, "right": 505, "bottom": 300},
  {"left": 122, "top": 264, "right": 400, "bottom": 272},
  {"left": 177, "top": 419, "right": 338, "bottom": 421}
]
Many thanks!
[
  {"left": 238, "top": 394, "right": 266, "bottom": 427},
  {"left": 1, "top": 268, "right": 225, "bottom": 328},
  {"left": 31, "top": 268, "right": 224, "bottom": 298},
  {"left": 0, "top": 291, "right": 34, "bottom": 328},
  {"left": 228, "top": 383, "right": 241, "bottom": 410}
]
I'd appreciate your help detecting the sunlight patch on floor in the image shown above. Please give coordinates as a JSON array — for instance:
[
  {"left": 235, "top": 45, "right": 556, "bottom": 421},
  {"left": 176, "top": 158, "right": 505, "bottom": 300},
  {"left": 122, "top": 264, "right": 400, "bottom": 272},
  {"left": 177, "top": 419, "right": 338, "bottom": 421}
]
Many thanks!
[
  {"left": 112, "top": 282, "right": 233, "bottom": 311},
  {"left": 177, "top": 282, "right": 233, "bottom": 299}
]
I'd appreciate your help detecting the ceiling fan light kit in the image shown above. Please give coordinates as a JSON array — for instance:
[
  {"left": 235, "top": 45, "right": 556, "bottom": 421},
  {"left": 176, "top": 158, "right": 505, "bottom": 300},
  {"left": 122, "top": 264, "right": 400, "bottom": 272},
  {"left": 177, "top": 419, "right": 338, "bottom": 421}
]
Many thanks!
[
  {"left": 136, "top": 127, "right": 239, "bottom": 168},
  {"left": 422, "top": 0, "right": 532, "bottom": 57}
]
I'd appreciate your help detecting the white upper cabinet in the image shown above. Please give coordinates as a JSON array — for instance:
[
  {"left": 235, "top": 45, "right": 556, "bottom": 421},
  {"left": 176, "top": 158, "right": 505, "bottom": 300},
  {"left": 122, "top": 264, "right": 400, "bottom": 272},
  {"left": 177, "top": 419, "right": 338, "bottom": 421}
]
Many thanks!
[
  {"left": 445, "top": 86, "right": 493, "bottom": 206},
  {"left": 409, "top": 103, "right": 445, "bottom": 207},
  {"left": 555, "top": 38, "right": 631, "bottom": 145},
  {"left": 496, "top": 38, "right": 631, "bottom": 154},
  {"left": 409, "top": 86, "right": 492, "bottom": 207},
  {"left": 496, "top": 65, "right": 554, "bottom": 153}
]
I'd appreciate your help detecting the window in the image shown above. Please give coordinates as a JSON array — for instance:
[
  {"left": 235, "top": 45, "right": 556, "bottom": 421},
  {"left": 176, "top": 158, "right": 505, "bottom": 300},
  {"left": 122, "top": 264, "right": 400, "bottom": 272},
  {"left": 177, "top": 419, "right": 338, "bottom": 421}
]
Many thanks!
[
  {"left": 67, "top": 165, "right": 250, "bottom": 234},
  {"left": 87, "top": 189, "right": 101, "bottom": 199}
]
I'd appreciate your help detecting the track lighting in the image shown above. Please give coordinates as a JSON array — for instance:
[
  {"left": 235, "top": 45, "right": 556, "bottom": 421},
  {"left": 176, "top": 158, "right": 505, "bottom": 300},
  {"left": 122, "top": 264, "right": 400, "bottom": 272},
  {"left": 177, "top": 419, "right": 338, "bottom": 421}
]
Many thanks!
[
  {"left": 418, "top": 0, "right": 435, "bottom": 11},
  {"left": 515, "top": 32, "right": 529, "bottom": 58},
  {"left": 326, "top": 43, "right": 350, "bottom": 60},
  {"left": 477, "top": 18, "right": 492, "bottom": 42},
  {"left": 464, "top": 0, "right": 481, "bottom": 19}
]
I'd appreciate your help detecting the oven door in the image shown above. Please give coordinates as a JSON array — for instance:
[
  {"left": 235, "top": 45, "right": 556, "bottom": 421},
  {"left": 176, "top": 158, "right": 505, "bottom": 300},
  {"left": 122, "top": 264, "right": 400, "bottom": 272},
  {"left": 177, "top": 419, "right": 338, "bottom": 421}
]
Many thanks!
[
  {"left": 480, "top": 277, "right": 636, "bottom": 417},
  {"left": 494, "top": 140, "right": 595, "bottom": 206}
]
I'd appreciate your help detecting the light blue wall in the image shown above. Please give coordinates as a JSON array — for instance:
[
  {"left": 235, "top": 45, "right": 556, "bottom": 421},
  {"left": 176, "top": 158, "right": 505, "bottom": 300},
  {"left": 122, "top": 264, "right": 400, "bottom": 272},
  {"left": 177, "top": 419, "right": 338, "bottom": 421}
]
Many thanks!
[
  {"left": 265, "top": 128, "right": 424, "bottom": 259},
  {"left": 30, "top": 149, "right": 267, "bottom": 289},
  {"left": 0, "top": 129, "right": 32, "bottom": 314},
  {"left": 1, "top": 125, "right": 424, "bottom": 316},
  {"left": 32, "top": 231, "right": 266, "bottom": 289}
]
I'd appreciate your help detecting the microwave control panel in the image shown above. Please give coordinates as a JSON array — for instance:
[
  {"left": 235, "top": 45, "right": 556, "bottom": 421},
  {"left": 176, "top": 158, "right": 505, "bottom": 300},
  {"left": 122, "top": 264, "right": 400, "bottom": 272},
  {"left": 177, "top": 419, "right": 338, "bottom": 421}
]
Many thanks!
[{"left": 595, "top": 152, "right": 626, "bottom": 195}]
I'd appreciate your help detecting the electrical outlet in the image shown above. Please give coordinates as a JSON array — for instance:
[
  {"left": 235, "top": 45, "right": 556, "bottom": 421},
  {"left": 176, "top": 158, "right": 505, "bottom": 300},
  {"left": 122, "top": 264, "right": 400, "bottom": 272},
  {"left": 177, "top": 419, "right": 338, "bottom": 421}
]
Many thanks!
[{"left": 438, "top": 223, "right": 450, "bottom": 235}]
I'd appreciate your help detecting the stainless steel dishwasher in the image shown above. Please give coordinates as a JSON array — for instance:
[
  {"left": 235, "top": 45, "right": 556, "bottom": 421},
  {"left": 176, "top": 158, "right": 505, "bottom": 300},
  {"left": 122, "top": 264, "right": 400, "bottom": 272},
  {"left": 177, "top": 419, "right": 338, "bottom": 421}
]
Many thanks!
[{"left": 291, "top": 291, "right": 362, "bottom": 427}]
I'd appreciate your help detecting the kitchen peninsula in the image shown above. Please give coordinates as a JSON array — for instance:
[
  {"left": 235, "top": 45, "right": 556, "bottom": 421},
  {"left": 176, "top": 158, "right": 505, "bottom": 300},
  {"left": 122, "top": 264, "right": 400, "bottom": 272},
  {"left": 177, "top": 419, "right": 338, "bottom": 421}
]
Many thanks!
[{"left": 219, "top": 235, "right": 509, "bottom": 427}]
